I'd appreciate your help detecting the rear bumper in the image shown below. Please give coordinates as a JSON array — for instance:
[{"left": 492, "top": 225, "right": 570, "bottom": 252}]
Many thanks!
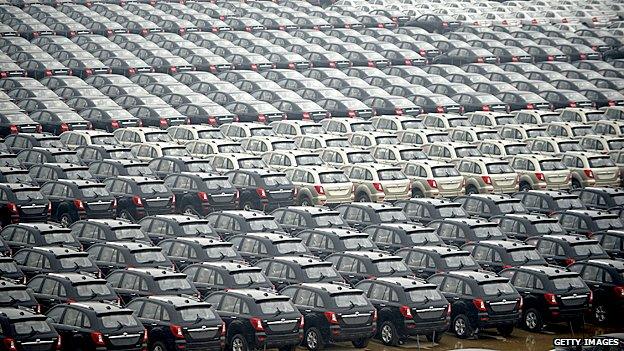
[
  {"left": 255, "top": 332, "right": 302, "bottom": 349},
  {"left": 329, "top": 324, "right": 376, "bottom": 342},
  {"left": 264, "top": 200, "right": 295, "bottom": 211},
  {"left": 402, "top": 319, "right": 449, "bottom": 336},
  {"left": 544, "top": 306, "right": 590, "bottom": 322},
  {"left": 474, "top": 311, "right": 520, "bottom": 329}
]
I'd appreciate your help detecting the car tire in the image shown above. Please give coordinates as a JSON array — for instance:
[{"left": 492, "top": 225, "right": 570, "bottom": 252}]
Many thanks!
[
  {"left": 351, "top": 338, "right": 369, "bottom": 348},
  {"left": 150, "top": 341, "right": 167, "bottom": 351},
  {"left": 119, "top": 210, "right": 135, "bottom": 222},
  {"left": 593, "top": 303, "right": 609, "bottom": 324},
  {"left": 182, "top": 205, "right": 198, "bottom": 216},
  {"left": 412, "top": 188, "right": 424, "bottom": 198},
  {"left": 572, "top": 179, "right": 582, "bottom": 189},
  {"left": 59, "top": 212, "right": 73, "bottom": 227},
  {"left": 230, "top": 334, "right": 249, "bottom": 351},
  {"left": 426, "top": 332, "right": 443, "bottom": 343},
  {"left": 465, "top": 185, "right": 478, "bottom": 195},
  {"left": 299, "top": 196, "right": 313, "bottom": 207},
  {"left": 497, "top": 324, "right": 514, "bottom": 337},
  {"left": 519, "top": 182, "right": 532, "bottom": 192},
  {"left": 304, "top": 326, "right": 324, "bottom": 351},
  {"left": 242, "top": 201, "right": 254, "bottom": 211},
  {"left": 356, "top": 193, "right": 370, "bottom": 202},
  {"left": 378, "top": 320, "right": 399, "bottom": 346},
  {"left": 522, "top": 308, "right": 543, "bottom": 332},
  {"left": 452, "top": 313, "right": 473, "bottom": 339}
]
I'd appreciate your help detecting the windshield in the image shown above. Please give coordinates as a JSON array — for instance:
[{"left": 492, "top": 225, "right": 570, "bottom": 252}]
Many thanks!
[
  {"left": 187, "top": 162, "right": 214, "bottom": 172},
  {"left": 378, "top": 210, "right": 408, "bottom": 222},
  {"left": 482, "top": 282, "right": 516, "bottom": 296},
  {"left": 551, "top": 276, "right": 586, "bottom": 291},
  {"left": 595, "top": 218, "right": 623, "bottom": 230},
  {"left": 101, "top": 314, "right": 140, "bottom": 329},
  {"left": 313, "top": 214, "right": 347, "bottom": 227},
  {"left": 66, "top": 170, "right": 93, "bottom": 180},
  {"left": 258, "top": 300, "right": 296, "bottom": 314},
  {"left": 333, "top": 293, "right": 369, "bottom": 308},
  {"left": 559, "top": 142, "right": 582, "bottom": 152},
  {"left": 343, "top": 237, "right": 375, "bottom": 250},
  {"left": 139, "top": 183, "right": 170, "bottom": 194},
  {"left": 539, "top": 160, "right": 567, "bottom": 171},
  {"left": 263, "top": 175, "right": 291, "bottom": 186},
  {"left": 444, "top": 254, "right": 478, "bottom": 268},
  {"left": 498, "top": 202, "right": 528, "bottom": 214},
  {"left": 486, "top": 163, "right": 515, "bottom": 174},
  {"left": 145, "top": 133, "right": 173, "bottom": 143},
  {"left": 438, "top": 206, "right": 468, "bottom": 218},
  {"left": 43, "top": 232, "right": 76, "bottom": 245},
  {"left": 303, "top": 265, "right": 340, "bottom": 280},
  {"left": 407, "top": 288, "right": 445, "bottom": 303},
  {"left": 0, "top": 289, "right": 31, "bottom": 303},
  {"left": 319, "top": 172, "right": 350, "bottom": 183},
  {"left": 555, "top": 198, "right": 584, "bottom": 210},
  {"left": 295, "top": 155, "right": 323, "bottom": 166},
  {"left": 76, "top": 283, "right": 114, "bottom": 297},
  {"left": 205, "top": 179, "right": 232, "bottom": 190},
  {"left": 134, "top": 251, "right": 168, "bottom": 264},
  {"left": 275, "top": 242, "right": 308, "bottom": 255},
  {"left": 232, "top": 271, "right": 268, "bottom": 285},
  {"left": 473, "top": 226, "right": 505, "bottom": 239},
  {"left": 81, "top": 186, "right": 110, "bottom": 198},
  {"left": 13, "top": 320, "right": 52, "bottom": 335},
  {"left": 374, "top": 260, "right": 409, "bottom": 274},
  {"left": 509, "top": 249, "right": 546, "bottom": 263},
  {"left": 182, "top": 223, "right": 214, "bottom": 236},
  {"left": 573, "top": 243, "right": 607, "bottom": 257},
  {"left": 400, "top": 150, "right": 428, "bottom": 160},
  {"left": 348, "top": 153, "right": 375, "bottom": 163},
  {"left": 126, "top": 166, "right": 155, "bottom": 177},
  {"left": 431, "top": 166, "right": 460, "bottom": 177},
  {"left": 378, "top": 170, "right": 407, "bottom": 181},
  {"left": 156, "top": 277, "right": 193, "bottom": 291},
  {"left": 248, "top": 219, "right": 280, "bottom": 231},
  {"left": 534, "top": 222, "right": 565, "bottom": 234},
  {"left": 588, "top": 157, "right": 616, "bottom": 168},
  {"left": 60, "top": 256, "right": 93, "bottom": 269},
  {"left": 15, "top": 190, "right": 44, "bottom": 201},
  {"left": 179, "top": 307, "right": 217, "bottom": 322},
  {"left": 204, "top": 246, "right": 238, "bottom": 260}
]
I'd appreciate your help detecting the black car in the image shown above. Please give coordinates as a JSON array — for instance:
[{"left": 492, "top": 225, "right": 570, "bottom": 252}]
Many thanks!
[
  {"left": 395, "top": 246, "right": 481, "bottom": 279},
  {"left": 79, "top": 107, "right": 141, "bottom": 131},
  {"left": 462, "top": 240, "right": 547, "bottom": 273},
  {"left": 433, "top": 48, "right": 498, "bottom": 65},
  {"left": 69, "top": 218, "right": 151, "bottom": 248},
  {"left": 495, "top": 213, "right": 567, "bottom": 241},
  {"left": 127, "top": 106, "right": 188, "bottom": 129},
  {"left": 148, "top": 156, "right": 214, "bottom": 180},
  {"left": 526, "top": 234, "right": 610, "bottom": 266},
  {"left": 500, "top": 265, "right": 591, "bottom": 332},
  {"left": 139, "top": 214, "right": 217, "bottom": 244},
  {"left": 593, "top": 230, "right": 624, "bottom": 259},
  {"left": 163, "top": 172, "right": 238, "bottom": 216},
  {"left": 315, "top": 97, "right": 373, "bottom": 119},
  {"left": 106, "top": 268, "right": 199, "bottom": 304},
  {"left": 0, "top": 183, "right": 50, "bottom": 226},
  {"left": 87, "top": 241, "right": 174, "bottom": 276},
  {"left": 27, "top": 272, "right": 119, "bottom": 312},
  {"left": 539, "top": 90, "right": 593, "bottom": 110},
  {"left": 356, "top": 277, "right": 450, "bottom": 345},
  {"left": 28, "top": 109, "right": 91, "bottom": 135},
  {"left": 47, "top": 302, "right": 146, "bottom": 351},
  {"left": 451, "top": 92, "right": 508, "bottom": 113},
  {"left": 568, "top": 259, "right": 624, "bottom": 324},
  {"left": 455, "top": 194, "right": 528, "bottom": 219},
  {"left": 296, "top": 228, "right": 379, "bottom": 259},
  {"left": 281, "top": 283, "right": 376, "bottom": 350},
  {"left": 128, "top": 295, "right": 225, "bottom": 351},
  {"left": 0, "top": 307, "right": 60, "bottom": 351},
  {"left": 0, "top": 223, "right": 80, "bottom": 251},
  {"left": 364, "top": 223, "right": 444, "bottom": 252},
  {"left": 13, "top": 246, "right": 100, "bottom": 280},
  {"left": 29, "top": 163, "right": 94, "bottom": 184},
  {"left": 558, "top": 210, "right": 624, "bottom": 237},
  {"left": 396, "top": 198, "right": 469, "bottom": 225},
  {"left": 428, "top": 271, "right": 521, "bottom": 338},
  {"left": 159, "top": 237, "right": 241, "bottom": 270},
  {"left": 271, "top": 206, "right": 350, "bottom": 235},
  {"left": 513, "top": 190, "right": 585, "bottom": 216},
  {"left": 40, "top": 179, "right": 116, "bottom": 226},
  {"left": 335, "top": 203, "right": 410, "bottom": 231},
  {"left": 3, "top": 133, "right": 64, "bottom": 153},
  {"left": 89, "top": 159, "right": 158, "bottom": 181},
  {"left": 572, "top": 187, "right": 624, "bottom": 211},
  {"left": 326, "top": 251, "right": 411, "bottom": 285},
  {"left": 183, "top": 261, "right": 273, "bottom": 296},
  {"left": 206, "top": 210, "right": 283, "bottom": 239},
  {"left": 225, "top": 169, "right": 294, "bottom": 212},
  {"left": 0, "top": 111, "right": 41, "bottom": 136},
  {"left": 104, "top": 176, "right": 175, "bottom": 221},
  {"left": 229, "top": 232, "right": 309, "bottom": 264},
  {"left": 256, "top": 256, "right": 345, "bottom": 291},
  {"left": 0, "top": 278, "right": 39, "bottom": 312},
  {"left": 429, "top": 218, "right": 508, "bottom": 247},
  {"left": 409, "top": 14, "right": 460, "bottom": 33},
  {"left": 0, "top": 254, "right": 25, "bottom": 283}
]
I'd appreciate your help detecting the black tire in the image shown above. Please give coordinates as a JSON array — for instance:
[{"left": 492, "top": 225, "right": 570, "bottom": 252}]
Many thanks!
[
  {"left": 519, "top": 182, "right": 532, "bottom": 192},
  {"left": 351, "top": 338, "right": 369, "bottom": 348},
  {"left": 522, "top": 308, "right": 543, "bottom": 332},
  {"left": 182, "top": 205, "right": 198, "bottom": 216},
  {"left": 497, "top": 324, "right": 514, "bottom": 337},
  {"left": 412, "top": 188, "right": 424, "bottom": 198},
  {"left": 299, "top": 196, "right": 313, "bottom": 207},
  {"left": 378, "top": 320, "right": 399, "bottom": 346},
  {"left": 426, "top": 332, "right": 443, "bottom": 343},
  {"left": 572, "top": 179, "right": 582, "bottom": 189},
  {"left": 58, "top": 212, "right": 73, "bottom": 227},
  {"left": 229, "top": 334, "right": 249, "bottom": 351},
  {"left": 356, "top": 193, "right": 370, "bottom": 202},
  {"left": 592, "top": 303, "right": 609, "bottom": 324},
  {"left": 242, "top": 201, "right": 254, "bottom": 211},
  {"left": 119, "top": 209, "right": 135, "bottom": 222},
  {"left": 465, "top": 185, "right": 478, "bottom": 195},
  {"left": 150, "top": 341, "right": 167, "bottom": 351},
  {"left": 303, "top": 326, "right": 324, "bottom": 351},
  {"left": 452, "top": 313, "right": 473, "bottom": 339}
]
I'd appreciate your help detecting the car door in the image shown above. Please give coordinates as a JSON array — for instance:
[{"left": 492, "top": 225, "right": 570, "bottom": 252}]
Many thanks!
[{"left": 57, "top": 307, "right": 90, "bottom": 349}]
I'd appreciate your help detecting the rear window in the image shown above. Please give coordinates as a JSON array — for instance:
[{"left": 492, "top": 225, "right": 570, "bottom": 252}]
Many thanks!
[
  {"left": 90, "top": 136, "right": 119, "bottom": 146},
  {"left": 319, "top": 172, "right": 350, "bottom": 183},
  {"left": 342, "top": 237, "right": 375, "bottom": 250},
  {"left": 0, "top": 261, "right": 19, "bottom": 273},
  {"left": 59, "top": 256, "right": 93, "bottom": 269},
  {"left": 534, "top": 222, "right": 564, "bottom": 234},
  {"left": 76, "top": 283, "right": 114, "bottom": 297},
  {"left": 186, "top": 162, "right": 214, "bottom": 173},
  {"left": 273, "top": 141, "right": 295, "bottom": 151},
  {"left": 258, "top": 300, "right": 297, "bottom": 314},
  {"left": 541, "top": 114, "right": 562, "bottom": 123},
  {"left": 351, "top": 123, "right": 374, "bottom": 132},
  {"left": 555, "top": 197, "right": 584, "bottom": 210},
  {"left": 101, "top": 314, "right": 140, "bottom": 329},
  {"left": 551, "top": 276, "right": 586, "bottom": 291},
  {"left": 134, "top": 250, "right": 168, "bottom": 264},
  {"left": 539, "top": 160, "right": 567, "bottom": 171},
  {"left": 377, "top": 170, "right": 406, "bottom": 181},
  {"left": 443, "top": 254, "right": 478, "bottom": 269},
  {"left": 438, "top": 206, "right": 467, "bottom": 218},
  {"left": 275, "top": 241, "right": 308, "bottom": 255},
  {"left": 407, "top": 288, "right": 445, "bottom": 303},
  {"left": 456, "top": 147, "right": 481, "bottom": 157},
  {"left": 179, "top": 307, "right": 217, "bottom": 322},
  {"left": 248, "top": 219, "right": 280, "bottom": 231},
  {"left": 182, "top": 223, "right": 214, "bottom": 236},
  {"left": 431, "top": 166, "right": 460, "bottom": 177},
  {"left": 139, "top": 183, "right": 170, "bottom": 194},
  {"left": 378, "top": 210, "right": 408, "bottom": 222},
  {"left": 204, "top": 245, "right": 238, "bottom": 260},
  {"left": 332, "top": 293, "right": 369, "bottom": 308},
  {"left": 497, "top": 202, "right": 527, "bottom": 214},
  {"left": 145, "top": 133, "right": 173, "bottom": 143},
  {"left": 481, "top": 282, "right": 516, "bottom": 296},
  {"left": 13, "top": 320, "right": 52, "bottom": 335},
  {"left": 504, "top": 145, "right": 531, "bottom": 155},
  {"left": 250, "top": 128, "right": 273, "bottom": 137},
  {"left": 588, "top": 157, "right": 615, "bottom": 168},
  {"left": 595, "top": 218, "right": 623, "bottom": 230},
  {"left": 326, "top": 139, "right": 350, "bottom": 147},
  {"left": 295, "top": 155, "right": 323, "bottom": 166},
  {"left": 125, "top": 166, "right": 155, "bottom": 177},
  {"left": 473, "top": 226, "right": 505, "bottom": 239},
  {"left": 399, "top": 150, "right": 427, "bottom": 161},
  {"left": 43, "top": 232, "right": 76, "bottom": 245},
  {"left": 300, "top": 126, "right": 324, "bottom": 135},
  {"left": 205, "top": 178, "right": 232, "bottom": 190},
  {"left": 486, "top": 163, "right": 514, "bottom": 174},
  {"left": 0, "top": 288, "right": 32, "bottom": 303},
  {"left": 313, "top": 214, "right": 347, "bottom": 227},
  {"left": 14, "top": 190, "right": 45, "bottom": 201},
  {"left": 262, "top": 175, "right": 290, "bottom": 187},
  {"left": 347, "top": 153, "right": 375, "bottom": 163},
  {"left": 156, "top": 277, "right": 193, "bottom": 291},
  {"left": 231, "top": 271, "right": 268, "bottom": 285},
  {"left": 66, "top": 170, "right": 93, "bottom": 180},
  {"left": 374, "top": 259, "right": 409, "bottom": 274},
  {"left": 509, "top": 249, "right": 545, "bottom": 263},
  {"left": 303, "top": 265, "right": 341, "bottom": 280},
  {"left": 558, "top": 142, "right": 582, "bottom": 152},
  {"left": 572, "top": 243, "right": 607, "bottom": 257},
  {"left": 81, "top": 186, "right": 110, "bottom": 198},
  {"left": 114, "top": 228, "right": 147, "bottom": 241}
]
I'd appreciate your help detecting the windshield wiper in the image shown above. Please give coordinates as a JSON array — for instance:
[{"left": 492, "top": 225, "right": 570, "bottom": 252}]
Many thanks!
[
  {"left": 496, "top": 288, "right": 503, "bottom": 297},
  {"left": 25, "top": 326, "right": 39, "bottom": 338},
  {"left": 347, "top": 301, "right": 356, "bottom": 310},
  {"left": 112, "top": 321, "right": 125, "bottom": 331},
  {"left": 273, "top": 308, "right": 282, "bottom": 316},
  {"left": 315, "top": 273, "right": 326, "bottom": 282}
]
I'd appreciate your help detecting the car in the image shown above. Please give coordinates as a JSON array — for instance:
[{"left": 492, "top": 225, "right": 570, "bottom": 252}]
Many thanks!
[
  {"left": 285, "top": 166, "right": 354, "bottom": 207},
  {"left": 558, "top": 209, "right": 624, "bottom": 237},
  {"left": 429, "top": 217, "right": 507, "bottom": 247},
  {"left": 159, "top": 236, "right": 241, "bottom": 270},
  {"left": 0, "top": 167, "right": 36, "bottom": 185},
  {"left": 396, "top": 198, "right": 468, "bottom": 225},
  {"left": 336, "top": 202, "right": 410, "bottom": 231},
  {"left": 229, "top": 232, "right": 309, "bottom": 263},
  {"left": 510, "top": 154, "right": 571, "bottom": 191},
  {"left": 455, "top": 158, "right": 519, "bottom": 195},
  {"left": 455, "top": 194, "right": 528, "bottom": 219},
  {"left": 255, "top": 255, "right": 345, "bottom": 291},
  {"left": 106, "top": 267, "right": 199, "bottom": 304},
  {"left": 40, "top": 179, "right": 116, "bottom": 226},
  {"left": 13, "top": 246, "right": 100, "bottom": 280},
  {"left": 462, "top": 240, "right": 547, "bottom": 273},
  {"left": 427, "top": 271, "right": 521, "bottom": 338},
  {"left": 127, "top": 295, "right": 226, "bottom": 351},
  {"left": 395, "top": 246, "right": 480, "bottom": 280},
  {"left": 0, "top": 183, "right": 50, "bottom": 226},
  {"left": 526, "top": 234, "right": 610, "bottom": 266},
  {"left": 163, "top": 172, "right": 238, "bottom": 216},
  {"left": 513, "top": 190, "right": 585, "bottom": 216},
  {"left": 572, "top": 187, "right": 624, "bottom": 212},
  {"left": 28, "top": 109, "right": 91, "bottom": 135},
  {"left": 0, "top": 307, "right": 60, "bottom": 351},
  {"left": 87, "top": 240, "right": 174, "bottom": 275},
  {"left": 364, "top": 223, "right": 443, "bottom": 252},
  {"left": 271, "top": 206, "right": 349, "bottom": 234},
  {"left": 0, "top": 110, "right": 42, "bottom": 136},
  {"left": 0, "top": 278, "right": 39, "bottom": 312},
  {"left": 104, "top": 176, "right": 175, "bottom": 221},
  {"left": 562, "top": 153, "right": 621, "bottom": 189},
  {"left": 0, "top": 254, "right": 26, "bottom": 283},
  {"left": 3, "top": 133, "right": 64, "bottom": 153},
  {"left": 495, "top": 213, "right": 567, "bottom": 241},
  {"left": 0, "top": 223, "right": 80, "bottom": 251},
  {"left": 206, "top": 210, "right": 283, "bottom": 239},
  {"left": 281, "top": 283, "right": 376, "bottom": 350}
]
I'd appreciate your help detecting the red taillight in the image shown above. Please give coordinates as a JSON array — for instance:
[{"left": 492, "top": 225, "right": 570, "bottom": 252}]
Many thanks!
[
  {"left": 512, "top": 56, "right": 519, "bottom": 62},
  {"left": 36, "top": 125, "right": 42, "bottom": 132},
  {"left": 394, "top": 108, "right": 404, "bottom": 115},
  {"left": 367, "top": 60, "right": 375, "bottom": 67},
  {"left": 250, "top": 63, "right": 258, "bottom": 71},
  {"left": 257, "top": 114, "right": 266, "bottom": 123},
  {"left": 314, "top": 185, "right": 325, "bottom": 195},
  {"left": 564, "top": 258, "right": 576, "bottom": 266},
  {"left": 73, "top": 199, "right": 85, "bottom": 211},
  {"left": 142, "top": 329, "right": 148, "bottom": 343},
  {"left": 373, "top": 182, "right": 384, "bottom": 192},
  {"left": 159, "top": 118, "right": 168, "bottom": 128},
  {"left": 55, "top": 336, "right": 62, "bottom": 350},
  {"left": 482, "top": 175, "right": 492, "bottom": 185},
  {"left": 3, "top": 338, "right": 17, "bottom": 351},
  {"left": 404, "top": 59, "right": 412, "bottom": 65},
  {"left": 503, "top": 265, "right": 513, "bottom": 269},
  {"left": 302, "top": 112, "right": 311, "bottom": 120},
  {"left": 399, "top": 305, "right": 413, "bottom": 319},
  {"left": 547, "top": 55, "right": 555, "bottom": 61},
  {"left": 427, "top": 179, "right": 438, "bottom": 188},
  {"left": 608, "top": 100, "right": 616, "bottom": 106},
  {"left": 111, "top": 120, "right": 120, "bottom": 129},
  {"left": 132, "top": 195, "right": 144, "bottom": 207},
  {"left": 517, "top": 297, "right": 523, "bottom": 310},
  {"left": 324, "top": 311, "right": 339, "bottom": 324},
  {"left": 44, "top": 69, "right": 53, "bottom": 76},
  {"left": 0, "top": 72, "right": 7, "bottom": 78},
  {"left": 472, "top": 298, "right": 487, "bottom": 312},
  {"left": 111, "top": 199, "right": 117, "bottom": 209},
  {"left": 436, "top": 106, "right": 445, "bottom": 113},
  {"left": 347, "top": 110, "right": 357, "bottom": 118},
  {"left": 169, "top": 66, "right": 178, "bottom": 74},
  {"left": 613, "top": 286, "right": 624, "bottom": 298},
  {"left": 372, "top": 309, "right": 377, "bottom": 321},
  {"left": 170, "top": 196, "right": 175, "bottom": 207},
  {"left": 298, "top": 316, "right": 305, "bottom": 328},
  {"left": 442, "top": 21, "right": 449, "bottom": 27},
  {"left": 47, "top": 202, "right": 52, "bottom": 215},
  {"left": 588, "top": 290, "right": 593, "bottom": 304},
  {"left": 9, "top": 125, "right": 18, "bottom": 134},
  {"left": 250, "top": 317, "right": 264, "bottom": 331},
  {"left": 446, "top": 304, "right": 452, "bottom": 316},
  {"left": 198, "top": 192, "right": 209, "bottom": 202},
  {"left": 85, "top": 68, "right": 93, "bottom": 76},
  {"left": 256, "top": 188, "right": 267, "bottom": 198},
  {"left": 544, "top": 293, "right": 558, "bottom": 305},
  {"left": 477, "top": 57, "right": 484, "bottom": 63},
  {"left": 526, "top": 103, "right": 534, "bottom": 109},
  {"left": 91, "top": 332, "right": 105, "bottom": 346},
  {"left": 535, "top": 172, "right": 545, "bottom": 181},
  {"left": 128, "top": 68, "right": 137, "bottom": 75},
  {"left": 584, "top": 169, "right": 594, "bottom": 178},
  {"left": 329, "top": 61, "right": 336, "bottom": 68},
  {"left": 170, "top": 325, "right": 185, "bottom": 339},
  {"left": 220, "top": 323, "right": 226, "bottom": 336},
  {"left": 60, "top": 123, "right": 70, "bottom": 132},
  {"left": 481, "top": 104, "right": 491, "bottom": 111}
]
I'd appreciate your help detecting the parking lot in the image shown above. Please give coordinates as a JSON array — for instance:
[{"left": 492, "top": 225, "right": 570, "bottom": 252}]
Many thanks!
[{"left": 1, "top": 0, "right": 624, "bottom": 350}]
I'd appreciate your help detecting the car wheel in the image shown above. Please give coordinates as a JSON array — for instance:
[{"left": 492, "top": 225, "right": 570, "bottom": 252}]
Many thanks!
[
  {"left": 426, "top": 332, "right": 443, "bottom": 343},
  {"left": 593, "top": 303, "right": 608, "bottom": 324},
  {"left": 519, "top": 182, "right": 532, "bottom": 192},
  {"left": 304, "top": 326, "right": 324, "bottom": 351},
  {"left": 119, "top": 210, "right": 135, "bottom": 222},
  {"left": 59, "top": 212, "right": 72, "bottom": 227},
  {"left": 572, "top": 179, "right": 582, "bottom": 189},
  {"left": 378, "top": 320, "right": 399, "bottom": 346},
  {"left": 230, "top": 334, "right": 249, "bottom": 351},
  {"left": 150, "top": 342, "right": 166, "bottom": 351},
  {"left": 465, "top": 185, "right": 478, "bottom": 195},
  {"left": 523, "top": 308, "right": 543, "bottom": 332},
  {"left": 497, "top": 324, "right": 514, "bottom": 337},
  {"left": 300, "top": 196, "right": 313, "bottom": 207},
  {"left": 412, "top": 188, "right": 424, "bottom": 198},
  {"left": 242, "top": 201, "right": 253, "bottom": 211},
  {"left": 351, "top": 338, "right": 369, "bottom": 348},
  {"left": 356, "top": 193, "right": 370, "bottom": 202},
  {"left": 182, "top": 205, "right": 198, "bottom": 216},
  {"left": 452, "top": 313, "right": 473, "bottom": 339}
]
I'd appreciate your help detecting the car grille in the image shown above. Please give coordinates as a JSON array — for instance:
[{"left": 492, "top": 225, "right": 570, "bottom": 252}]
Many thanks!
[
  {"left": 489, "top": 300, "right": 517, "bottom": 313},
  {"left": 560, "top": 294, "right": 588, "bottom": 307},
  {"left": 415, "top": 307, "right": 446, "bottom": 320},
  {"left": 266, "top": 319, "right": 298, "bottom": 333},
  {"left": 341, "top": 313, "right": 371, "bottom": 325},
  {"left": 108, "top": 333, "right": 141, "bottom": 347},
  {"left": 187, "top": 326, "right": 220, "bottom": 341}
]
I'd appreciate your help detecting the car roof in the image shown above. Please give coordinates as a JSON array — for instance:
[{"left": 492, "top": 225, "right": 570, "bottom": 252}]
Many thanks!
[
  {"left": 225, "top": 289, "right": 288, "bottom": 302},
  {"left": 400, "top": 198, "right": 462, "bottom": 207},
  {"left": 7, "top": 223, "right": 69, "bottom": 233},
  {"left": 537, "top": 234, "right": 597, "bottom": 244},
  {"left": 147, "top": 295, "right": 209, "bottom": 307},
  {"left": 299, "top": 282, "right": 361, "bottom": 295},
  {"left": 340, "top": 202, "right": 401, "bottom": 211},
  {"left": 445, "top": 270, "right": 507, "bottom": 283},
  {"left": 261, "top": 255, "right": 330, "bottom": 267},
  {"left": 45, "top": 272, "right": 106, "bottom": 284},
  {"left": 75, "top": 219, "right": 139, "bottom": 229},
  {"left": 477, "top": 240, "right": 535, "bottom": 250},
  {"left": 340, "top": 250, "right": 401, "bottom": 261},
  {"left": 513, "top": 265, "right": 578, "bottom": 277},
  {"left": 68, "top": 302, "right": 132, "bottom": 314},
  {"left": 279, "top": 206, "right": 338, "bottom": 215},
  {"left": 126, "top": 268, "right": 186, "bottom": 278},
  {"left": 375, "top": 276, "right": 436, "bottom": 289},
  {"left": 215, "top": 210, "right": 273, "bottom": 220},
  {"left": 196, "top": 261, "right": 259, "bottom": 272},
  {"left": 562, "top": 209, "right": 618, "bottom": 218}
]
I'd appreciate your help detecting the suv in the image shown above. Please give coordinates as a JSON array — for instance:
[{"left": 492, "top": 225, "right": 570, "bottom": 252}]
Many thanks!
[
  {"left": 262, "top": 150, "right": 325, "bottom": 172},
  {"left": 40, "top": 180, "right": 116, "bottom": 226},
  {"left": 227, "top": 169, "right": 295, "bottom": 211},
  {"left": 87, "top": 241, "right": 174, "bottom": 276},
  {"left": 593, "top": 231, "right": 624, "bottom": 259},
  {"left": 429, "top": 218, "right": 507, "bottom": 247},
  {"left": 106, "top": 268, "right": 200, "bottom": 304},
  {"left": 0, "top": 223, "right": 80, "bottom": 251},
  {"left": 344, "top": 163, "right": 411, "bottom": 203},
  {"left": 127, "top": 296, "right": 225, "bottom": 351},
  {"left": 206, "top": 210, "right": 283, "bottom": 239},
  {"left": 513, "top": 190, "right": 585, "bottom": 216},
  {"left": 286, "top": 166, "right": 354, "bottom": 207},
  {"left": 0, "top": 307, "right": 60, "bottom": 351},
  {"left": 572, "top": 187, "right": 624, "bottom": 211},
  {"left": 364, "top": 223, "right": 443, "bottom": 252},
  {"left": 500, "top": 265, "right": 591, "bottom": 332},
  {"left": 427, "top": 271, "right": 521, "bottom": 338},
  {"left": 204, "top": 289, "right": 303, "bottom": 351},
  {"left": 396, "top": 246, "right": 481, "bottom": 279},
  {"left": 510, "top": 155, "right": 571, "bottom": 191},
  {"left": 462, "top": 240, "right": 547, "bottom": 273},
  {"left": 558, "top": 209, "right": 624, "bottom": 237},
  {"left": 28, "top": 163, "right": 94, "bottom": 184},
  {"left": 281, "top": 283, "right": 376, "bottom": 350},
  {"left": 456, "top": 157, "right": 519, "bottom": 194},
  {"left": 164, "top": 172, "right": 239, "bottom": 215},
  {"left": 562, "top": 152, "right": 621, "bottom": 188},
  {"left": 0, "top": 254, "right": 25, "bottom": 283},
  {"left": 182, "top": 262, "right": 273, "bottom": 296},
  {"left": 526, "top": 234, "right": 610, "bottom": 266},
  {"left": 13, "top": 246, "right": 100, "bottom": 280},
  {"left": 159, "top": 237, "right": 241, "bottom": 269},
  {"left": 401, "top": 160, "right": 465, "bottom": 198},
  {"left": 229, "top": 232, "right": 309, "bottom": 263},
  {"left": 139, "top": 215, "right": 217, "bottom": 243},
  {"left": 0, "top": 183, "right": 50, "bottom": 226},
  {"left": 89, "top": 159, "right": 158, "bottom": 181},
  {"left": 271, "top": 206, "right": 350, "bottom": 234},
  {"left": 70, "top": 219, "right": 151, "bottom": 248},
  {"left": 0, "top": 279, "right": 38, "bottom": 312},
  {"left": 104, "top": 176, "right": 175, "bottom": 221},
  {"left": 327, "top": 251, "right": 411, "bottom": 285},
  {"left": 396, "top": 198, "right": 468, "bottom": 225},
  {"left": 355, "top": 277, "right": 450, "bottom": 345},
  {"left": 455, "top": 194, "right": 528, "bottom": 219},
  {"left": 46, "top": 302, "right": 146, "bottom": 351},
  {"left": 568, "top": 259, "right": 624, "bottom": 324},
  {"left": 495, "top": 214, "right": 567, "bottom": 241},
  {"left": 296, "top": 228, "right": 379, "bottom": 259},
  {"left": 256, "top": 256, "right": 345, "bottom": 291},
  {"left": 27, "top": 272, "right": 118, "bottom": 312}
]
